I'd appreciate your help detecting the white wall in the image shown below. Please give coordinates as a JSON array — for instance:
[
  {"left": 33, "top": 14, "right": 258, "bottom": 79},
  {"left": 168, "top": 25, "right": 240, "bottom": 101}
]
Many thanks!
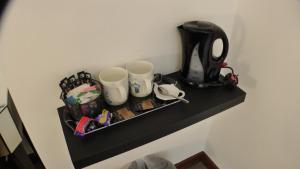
[
  {"left": 0, "top": 67, "right": 7, "bottom": 106},
  {"left": 206, "top": 0, "right": 300, "bottom": 169},
  {"left": 0, "top": 0, "right": 237, "bottom": 168}
]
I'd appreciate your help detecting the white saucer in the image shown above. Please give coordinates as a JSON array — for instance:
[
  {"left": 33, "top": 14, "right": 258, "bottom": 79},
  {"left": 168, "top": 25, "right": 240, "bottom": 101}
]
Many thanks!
[{"left": 154, "top": 83, "right": 185, "bottom": 101}]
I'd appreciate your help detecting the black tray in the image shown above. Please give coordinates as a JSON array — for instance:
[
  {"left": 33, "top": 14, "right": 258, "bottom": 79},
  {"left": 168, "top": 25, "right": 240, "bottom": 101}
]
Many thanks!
[{"left": 62, "top": 75, "right": 182, "bottom": 136}]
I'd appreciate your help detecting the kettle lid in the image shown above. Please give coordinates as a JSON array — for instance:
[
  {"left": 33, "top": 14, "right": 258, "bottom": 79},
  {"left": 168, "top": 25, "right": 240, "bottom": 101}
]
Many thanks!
[{"left": 182, "top": 21, "right": 218, "bottom": 32}]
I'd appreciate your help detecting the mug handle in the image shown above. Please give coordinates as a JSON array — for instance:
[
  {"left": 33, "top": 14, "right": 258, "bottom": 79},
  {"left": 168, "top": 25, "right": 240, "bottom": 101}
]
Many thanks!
[
  {"left": 144, "top": 79, "right": 153, "bottom": 93},
  {"left": 117, "top": 86, "right": 127, "bottom": 102},
  {"left": 178, "top": 90, "right": 185, "bottom": 98},
  {"left": 211, "top": 28, "right": 229, "bottom": 63}
]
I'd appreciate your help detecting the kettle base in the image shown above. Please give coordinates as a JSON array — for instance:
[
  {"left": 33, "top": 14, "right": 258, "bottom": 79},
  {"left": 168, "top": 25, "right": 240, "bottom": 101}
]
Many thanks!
[{"left": 180, "top": 75, "right": 224, "bottom": 88}]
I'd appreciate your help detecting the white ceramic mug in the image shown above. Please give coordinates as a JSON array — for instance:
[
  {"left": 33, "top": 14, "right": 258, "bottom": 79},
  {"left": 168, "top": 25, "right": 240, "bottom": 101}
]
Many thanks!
[
  {"left": 126, "top": 61, "right": 154, "bottom": 97},
  {"left": 99, "top": 67, "right": 129, "bottom": 106}
]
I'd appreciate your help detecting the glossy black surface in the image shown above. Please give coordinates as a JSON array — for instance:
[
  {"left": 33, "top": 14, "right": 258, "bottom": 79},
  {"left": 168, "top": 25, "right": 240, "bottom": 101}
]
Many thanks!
[
  {"left": 178, "top": 21, "right": 229, "bottom": 83},
  {"left": 57, "top": 72, "right": 246, "bottom": 169}
]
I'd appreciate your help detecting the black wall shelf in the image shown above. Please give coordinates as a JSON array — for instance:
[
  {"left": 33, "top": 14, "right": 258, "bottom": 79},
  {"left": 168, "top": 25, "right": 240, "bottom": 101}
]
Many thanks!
[{"left": 57, "top": 72, "right": 246, "bottom": 169}]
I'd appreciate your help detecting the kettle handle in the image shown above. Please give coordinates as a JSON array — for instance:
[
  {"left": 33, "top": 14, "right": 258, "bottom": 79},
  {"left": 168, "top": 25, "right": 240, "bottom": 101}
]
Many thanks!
[{"left": 211, "top": 29, "right": 229, "bottom": 63}]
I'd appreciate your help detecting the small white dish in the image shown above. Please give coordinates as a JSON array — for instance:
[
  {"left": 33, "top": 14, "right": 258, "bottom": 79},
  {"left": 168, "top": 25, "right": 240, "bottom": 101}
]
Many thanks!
[{"left": 154, "top": 83, "right": 185, "bottom": 101}]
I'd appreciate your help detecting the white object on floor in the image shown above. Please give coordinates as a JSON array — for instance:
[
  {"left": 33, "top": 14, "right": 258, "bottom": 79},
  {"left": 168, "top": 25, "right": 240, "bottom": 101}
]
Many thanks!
[{"left": 128, "top": 155, "right": 176, "bottom": 169}]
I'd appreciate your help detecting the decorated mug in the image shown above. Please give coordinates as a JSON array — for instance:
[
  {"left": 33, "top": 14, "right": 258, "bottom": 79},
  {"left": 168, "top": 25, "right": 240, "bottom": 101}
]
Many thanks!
[
  {"left": 99, "top": 67, "right": 129, "bottom": 106},
  {"left": 126, "top": 61, "right": 154, "bottom": 97}
]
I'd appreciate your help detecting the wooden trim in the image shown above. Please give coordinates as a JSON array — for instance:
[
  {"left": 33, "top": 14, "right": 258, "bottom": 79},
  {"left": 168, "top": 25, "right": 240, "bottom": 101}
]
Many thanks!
[
  {"left": 175, "top": 151, "right": 219, "bottom": 169},
  {"left": 200, "top": 152, "right": 219, "bottom": 169},
  {"left": 175, "top": 152, "right": 204, "bottom": 169}
]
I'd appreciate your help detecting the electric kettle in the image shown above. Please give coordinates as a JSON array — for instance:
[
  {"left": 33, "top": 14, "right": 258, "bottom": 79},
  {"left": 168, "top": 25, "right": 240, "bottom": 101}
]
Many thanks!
[{"left": 178, "top": 21, "right": 229, "bottom": 86}]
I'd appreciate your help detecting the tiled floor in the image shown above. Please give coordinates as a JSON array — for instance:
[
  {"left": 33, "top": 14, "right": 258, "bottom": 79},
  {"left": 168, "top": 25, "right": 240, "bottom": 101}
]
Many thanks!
[{"left": 186, "top": 162, "right": 208, "bottom": 169}]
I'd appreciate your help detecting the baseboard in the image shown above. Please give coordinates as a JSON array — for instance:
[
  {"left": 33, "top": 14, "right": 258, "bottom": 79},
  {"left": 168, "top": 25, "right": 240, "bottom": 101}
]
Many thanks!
[{"left": 175, "top": 151, "right": 219, "bottom": 169}]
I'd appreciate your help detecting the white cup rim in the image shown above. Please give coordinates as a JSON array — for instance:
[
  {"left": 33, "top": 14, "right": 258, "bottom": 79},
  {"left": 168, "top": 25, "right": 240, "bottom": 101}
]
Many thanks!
[
  {"left": 126, "top": 61, "right": 154, "bottom": 76},
  {"left": 99, "top": 67, "right": 128, "bottom": 85}
]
